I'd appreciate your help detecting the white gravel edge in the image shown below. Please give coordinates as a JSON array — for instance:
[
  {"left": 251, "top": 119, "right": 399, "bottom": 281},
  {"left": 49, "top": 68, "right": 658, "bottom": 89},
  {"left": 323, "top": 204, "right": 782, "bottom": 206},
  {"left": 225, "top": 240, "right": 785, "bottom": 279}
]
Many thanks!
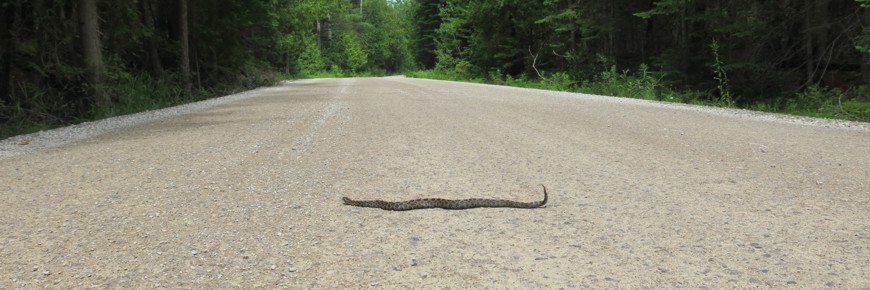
[
  {"left": 0, "top": 80, "right": 314, "bottom": 160},
  {"left": 407, "top": 77, "right": 870, "bottom": 132},
  {"left": 2, "top": 77, "right": 867, "bottom": 160},
  {"left": 556, "top": 89, "right": 869, "bottom": 131}
]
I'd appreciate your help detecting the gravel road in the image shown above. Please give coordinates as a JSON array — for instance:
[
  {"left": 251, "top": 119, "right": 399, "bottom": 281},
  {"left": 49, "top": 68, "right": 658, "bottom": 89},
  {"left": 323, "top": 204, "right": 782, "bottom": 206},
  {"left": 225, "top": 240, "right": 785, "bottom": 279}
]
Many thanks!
[{"left": 1, "top": 76, "right": 869, "bottom": 288}]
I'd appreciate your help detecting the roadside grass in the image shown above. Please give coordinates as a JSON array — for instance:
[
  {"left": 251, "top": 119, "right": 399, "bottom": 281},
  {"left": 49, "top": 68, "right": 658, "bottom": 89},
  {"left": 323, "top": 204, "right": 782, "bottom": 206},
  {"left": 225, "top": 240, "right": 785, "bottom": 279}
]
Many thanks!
[
  {"left": 1, "top": 65, "right": 281, "bottom": 141},
  {"left": 406, "top": 68, "right": 870, "bottom": 123},
  {"left": 91, "top": 73, "right": 187, "bottom": 120},
  {"left": 298, "top": 65, "right": 397, "bottom": 79},
  {"left": 4, "top": 66, "right": 866, "bottom": 141},
  {"left": 405, "top": 69, "right": 485, "bottom": 83},
  {"left": 2, "top": 61, "right": 394, "bottom": 140}
]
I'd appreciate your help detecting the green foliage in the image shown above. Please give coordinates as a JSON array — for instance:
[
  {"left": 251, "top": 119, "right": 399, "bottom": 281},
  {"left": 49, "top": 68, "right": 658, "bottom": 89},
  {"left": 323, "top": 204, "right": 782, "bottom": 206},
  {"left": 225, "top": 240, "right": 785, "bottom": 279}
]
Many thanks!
[
  {"left": 501, "top": 72, "right": 576, "bottom": 91},
  {"left": 334, "top": 32, "right": 368, "bottom": 73},
  {"left": 239, "top": 60, "right": 281, "bottom": 88},
  {"left": 578, "top": 64, "right": 663, "bottom": 101},
  {"left": 767, "top": 86, "right": 868, "bottom": 120},
  {"left": 409, "top": 0, "right": 868, "bottom": 122},
  {"left": 634, "top": 0, "right": 692, "bottom": 19},
  {"left": 92, "top": 72, "right": 184, "bottom": 120},
  {"left": 359, "top": 0, "right": 414, "bottom": 72},
  {"left": 296, "top": 34, "right": 327, "bottom": 76},
  {"left": 410, "top": 0, "right": 444, "bottom": 68},
  {"left": 841, "top": 99, "right": 870, "bottom": 121},
  {"left": 433, "top": 0, "right": 470, "bottom": 71},
  {"left": 3, "top": 0, "right": 407, "bottom": 139},
  {"left": 788, "top": 86, "right": 843, "bottom": 115},
  {"left": 857, "top": 33, "right": 870, "bottom": 55},
  {"left": 857, "top": 2, "right": 870, "bottom": 55},
  {"left": 0, "top": 79, "right": 77, "bottom": 136},
  {"left": 546, "top": 72, "right": 577, "bottom": 91},
  {"left": 745, "top": 86, "right": 869, "bottom": 121},
  {"left": 463, "top": 0, "right": 544, "bottom": 75},
  {"left": 411, "top": 62, "right": 869, "bottom": 123},
  {"left": 533, "top": 2, "right": 607, "bottom": 80},
  {"left": 709, "top": 39, "right": 735, "bottom": 107},
  {"left": 406, "top": 69, "right": 478, "bottom": 82},
  {"left": 3, "top": 0, "right": 869, "bottom": 140}
]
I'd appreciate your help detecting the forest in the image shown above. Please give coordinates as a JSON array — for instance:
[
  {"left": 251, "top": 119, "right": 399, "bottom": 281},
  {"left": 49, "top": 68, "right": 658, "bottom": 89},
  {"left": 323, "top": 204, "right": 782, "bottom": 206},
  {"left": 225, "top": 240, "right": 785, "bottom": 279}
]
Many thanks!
[{"left": 1, "top": 0, "right": 869, "bottom": 139}]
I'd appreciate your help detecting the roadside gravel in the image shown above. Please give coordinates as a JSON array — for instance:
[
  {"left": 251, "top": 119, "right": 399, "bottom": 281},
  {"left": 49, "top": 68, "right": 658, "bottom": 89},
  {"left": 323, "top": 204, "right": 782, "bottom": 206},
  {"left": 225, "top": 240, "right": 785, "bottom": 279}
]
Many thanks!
[
  {"left": 1, "top": 76, "right": 869, "bottom": 288},
  {"left": 0, "top": 81, "right": 319, "bottom": 159}
]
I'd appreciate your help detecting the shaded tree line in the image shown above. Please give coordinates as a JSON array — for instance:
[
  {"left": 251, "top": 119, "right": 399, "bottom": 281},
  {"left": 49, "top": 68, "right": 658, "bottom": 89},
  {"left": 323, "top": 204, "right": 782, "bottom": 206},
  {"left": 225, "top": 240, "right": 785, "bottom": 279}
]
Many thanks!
[
  {"left": 0, "top": 0, "right": 414, "bottom": 138},
  {"left": 2, "top": 0, "right": 867, "bottom": 138},
  {"left": 411, "top": 0, "right": 870, "bottom": 105}
]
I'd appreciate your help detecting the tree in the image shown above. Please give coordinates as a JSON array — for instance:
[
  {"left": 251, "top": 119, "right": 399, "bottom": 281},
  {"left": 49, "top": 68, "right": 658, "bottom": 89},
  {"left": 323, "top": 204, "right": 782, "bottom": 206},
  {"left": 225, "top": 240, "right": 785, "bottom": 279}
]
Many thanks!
[
  {"left": 360, "top": 0, "right": 412, "bottom": 72},
  {"left": 337, "top": 32, "right": 368, "bottom": 72},
  {"left": 413, "top": 0, "right": 444, "bottom": 68},
  {"left": 855, "top": 0, "right": 869, "bottom": 87},
  {"left": 433, "top": 0, "right": 470, "bottom": 71},
  {"left": 139, "top": 0, "right": 163, "bottom": 76},
  {"left": 0, "top": 1, "right": 12, "bottom": 110},
  {"left": 180, "top": 0, "right": 191, "bottom": 96},
  {"left": 297, "top": 33, "right": 326, "bottom": 75},
  {"left": 80, "top": 0, "right": 104, "bottom": 87}
]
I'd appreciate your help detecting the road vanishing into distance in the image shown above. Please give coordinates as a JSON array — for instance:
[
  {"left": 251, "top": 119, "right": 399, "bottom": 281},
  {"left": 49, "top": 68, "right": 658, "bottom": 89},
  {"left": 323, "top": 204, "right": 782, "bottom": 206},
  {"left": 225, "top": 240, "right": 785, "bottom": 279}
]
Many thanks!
[{"left": 1, "top": 76, "right": 869, "bottom": 288}]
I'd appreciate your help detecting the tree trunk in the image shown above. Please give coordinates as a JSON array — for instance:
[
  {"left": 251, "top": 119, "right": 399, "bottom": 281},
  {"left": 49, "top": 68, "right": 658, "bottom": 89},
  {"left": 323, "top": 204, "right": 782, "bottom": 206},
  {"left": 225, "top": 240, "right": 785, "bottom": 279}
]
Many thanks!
[
  {"left": 80, "top": 0, "right": 103, "bottom": 87},
  {"left": 608, "top": 1, "right": 614, "bottom": 61},
  {"left": 316, "top": 19, "right": 322, "bottom": 49},
  {"left": 327, "top": 14, "right": 333, "bottom": 46},
  {"left": 804, "top": 0, "right": 816, "bottom": 85},
  {"left": 140, "top": 0, "right": 163, "bottom": 76},
  {"left": 679, "top": 7, "right": 689, "bottom": 76},
  {"left": 863, "top": 7, "right": 870, "bottom": 88},
  {"left": 180, "top": 0, "right": 192, "bottom": 97},
  {"left": 0, "top": 3, "right": 13, "bottom": 109}
]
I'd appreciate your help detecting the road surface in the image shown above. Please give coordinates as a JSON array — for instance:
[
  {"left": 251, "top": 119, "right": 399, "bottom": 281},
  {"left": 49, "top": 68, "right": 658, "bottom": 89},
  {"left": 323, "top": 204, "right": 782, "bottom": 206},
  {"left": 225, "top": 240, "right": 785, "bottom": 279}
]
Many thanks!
[{"left": 1, "top": 77, "right": 869, "bottom": 288}]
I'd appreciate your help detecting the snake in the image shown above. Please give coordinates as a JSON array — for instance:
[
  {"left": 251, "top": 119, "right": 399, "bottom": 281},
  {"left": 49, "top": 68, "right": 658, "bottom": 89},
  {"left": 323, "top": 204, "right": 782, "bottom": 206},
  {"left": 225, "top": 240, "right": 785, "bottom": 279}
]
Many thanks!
[{"left": 342, "top": 184, "right": 548, "bottom": 211}]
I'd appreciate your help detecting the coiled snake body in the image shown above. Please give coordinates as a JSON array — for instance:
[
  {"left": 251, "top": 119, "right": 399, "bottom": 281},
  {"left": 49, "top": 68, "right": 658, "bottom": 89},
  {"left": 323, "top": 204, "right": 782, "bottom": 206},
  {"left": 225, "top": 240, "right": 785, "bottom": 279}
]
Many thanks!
[{"left": 342, "top": 185, "right": 548, "bottom": 211}]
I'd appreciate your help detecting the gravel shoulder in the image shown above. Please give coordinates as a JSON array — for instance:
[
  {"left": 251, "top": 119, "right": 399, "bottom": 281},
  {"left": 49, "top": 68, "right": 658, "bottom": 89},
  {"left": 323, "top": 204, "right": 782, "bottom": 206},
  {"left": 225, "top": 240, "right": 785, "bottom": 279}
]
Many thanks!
[{"left": 1, "top": 76, "right": 869, "bottom": 288}]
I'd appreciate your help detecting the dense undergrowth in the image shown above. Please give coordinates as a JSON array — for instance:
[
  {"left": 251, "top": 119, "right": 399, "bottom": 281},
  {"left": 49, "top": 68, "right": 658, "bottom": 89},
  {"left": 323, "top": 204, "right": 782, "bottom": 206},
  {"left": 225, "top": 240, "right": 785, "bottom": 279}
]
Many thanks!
[
  {"left": 406, "top": 68, "right": 870, "bottom": 123},
  {"left": 0, "top": 66, "right": 394, "bottom": 140},
  {"left": 5, "top": 1, "right": 867, "bottom": 141},
  {"left": 3, "top": 67, "right": 866, "bottom": 142},
  {"left": 0, "top": 68, "right": 281, "bottom": 141}
]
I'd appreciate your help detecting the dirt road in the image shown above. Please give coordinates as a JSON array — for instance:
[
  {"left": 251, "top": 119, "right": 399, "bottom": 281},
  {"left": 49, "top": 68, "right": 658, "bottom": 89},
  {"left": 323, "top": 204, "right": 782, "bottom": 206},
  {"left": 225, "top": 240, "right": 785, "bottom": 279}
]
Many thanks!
[{"left": 1, "top": 77, "right": 869, "bottom": 288}]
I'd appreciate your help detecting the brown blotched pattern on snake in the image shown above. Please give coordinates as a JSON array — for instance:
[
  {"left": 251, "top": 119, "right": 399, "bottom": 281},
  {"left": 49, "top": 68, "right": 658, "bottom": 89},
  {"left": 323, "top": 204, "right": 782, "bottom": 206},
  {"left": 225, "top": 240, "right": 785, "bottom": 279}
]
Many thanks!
[{"left": 342, "top": 185, "right": 548, "bottom": 211}]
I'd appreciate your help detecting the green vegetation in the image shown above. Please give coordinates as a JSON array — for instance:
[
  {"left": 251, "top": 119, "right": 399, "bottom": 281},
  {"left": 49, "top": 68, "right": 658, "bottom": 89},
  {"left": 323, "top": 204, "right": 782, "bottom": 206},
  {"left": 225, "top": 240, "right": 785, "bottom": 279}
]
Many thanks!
[
  {"left": 0, "top": 0, "right": 415, "bottom": 139},
  {"left": 1, "top": 0, "right": 868, "bottom": 140},
  {"left": 407, "top": 65, "right": 870, "bottom": 121},
  {"left": 406, "top": 0, "right": 870, "bottom": 122}
]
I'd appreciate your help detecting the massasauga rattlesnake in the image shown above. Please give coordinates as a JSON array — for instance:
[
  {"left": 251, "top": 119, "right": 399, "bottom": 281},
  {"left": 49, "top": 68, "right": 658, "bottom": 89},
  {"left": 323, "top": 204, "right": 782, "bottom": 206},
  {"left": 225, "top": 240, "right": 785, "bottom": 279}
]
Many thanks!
[{"left": 342, "top": 185, "right": 548, "bottom": 211}]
